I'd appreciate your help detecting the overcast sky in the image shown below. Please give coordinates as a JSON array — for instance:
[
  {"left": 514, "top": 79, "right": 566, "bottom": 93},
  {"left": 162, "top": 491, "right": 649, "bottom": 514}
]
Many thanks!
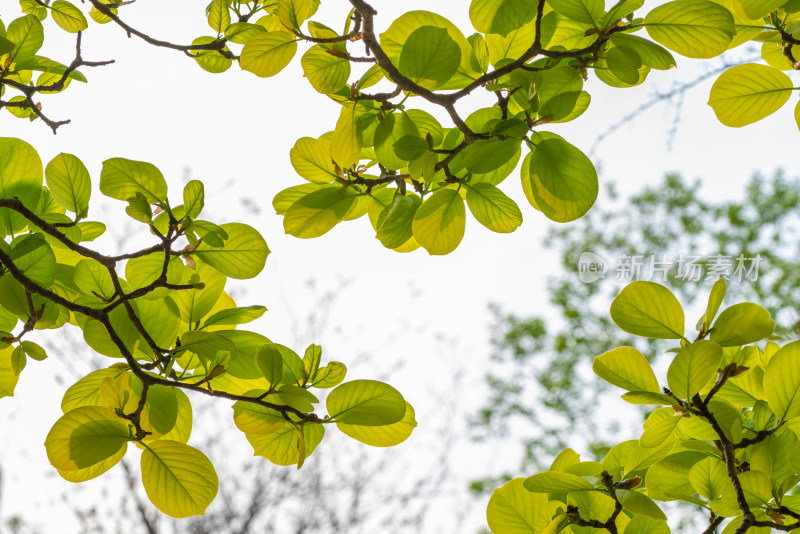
[{"left": 2, "top": 0, "right": 799, "bottom": 532}]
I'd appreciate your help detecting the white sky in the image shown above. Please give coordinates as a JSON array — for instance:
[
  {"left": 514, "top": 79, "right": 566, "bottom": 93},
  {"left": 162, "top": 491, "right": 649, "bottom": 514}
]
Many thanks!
[{"left": 1, "top": 0, "right": 799, "bottom": 532}]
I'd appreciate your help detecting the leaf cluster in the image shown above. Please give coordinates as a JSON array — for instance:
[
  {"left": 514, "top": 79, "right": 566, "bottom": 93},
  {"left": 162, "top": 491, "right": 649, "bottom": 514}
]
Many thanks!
[
  {"left": 488, "top": 279, "right": 800, "bottom": 534},
  {"left": 0, "top": 137, "right": 416, "bottom": 518}
]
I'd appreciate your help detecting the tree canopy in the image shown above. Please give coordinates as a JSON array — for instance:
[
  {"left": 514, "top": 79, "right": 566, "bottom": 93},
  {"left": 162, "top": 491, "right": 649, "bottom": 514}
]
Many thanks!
[{"left": 2, "top": 0, "right": 800, "bottom": 530}]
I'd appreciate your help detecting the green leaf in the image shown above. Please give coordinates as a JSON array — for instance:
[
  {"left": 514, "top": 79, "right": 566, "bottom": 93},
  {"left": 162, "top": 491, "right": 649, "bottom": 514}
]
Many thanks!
[
  {"left": 523, "top": 471, "right": 596, "bottom": 492},
  {"left": 547, "top": 0, "right": 603, "bottom": 25},
  {"left": 623, "top": 517, "right": 669, "bottom": 534},
  {"left": 412, "top": 188, "right": 466, "bottom": 255},
  {"left": 255, "top": 345, "right": 284, "bottom": 388},
  {"left": 245, "top": 421, "right": 324, "bottom": 466},
  {"left": 311, "top": 361, "right": 346, "bottom": 388},
  {"left": 327, "top": 379, "right": 406, "bottom": 426},
  {"left": 593, "top": 346, "right": 661, "bottom": 393},
  {"left": 376, "top": 194, "right": 421, "bottom": 249},
  {"left": 709, "top": 63, "right": 794, "bottom": 127},
  {"left": 720, "top": 470, "right": 772, "bottom": 511},
  {"left": 710, "top": 302, "right": 774, "bottom": 346},
  {"left": 10, "top": 345, "right": 26, "bottom": 377},
  {"left": 667, "top": 340, "right": 723, "bottom": 399},
  {"left": 240, "top": 31, "right": 297, "bottom": 78},
  {"left": 225, "top": 22, "right": 267, "bottom": 44},
  {"left": 202, "top": 305, "right": 266, "bottom": 329},
  {"left": 207, "top": 0, "right": 231, "bottom": 33},
  {"left": 764, "top": 341, "right": 800, "bottom": 421},
  {"left": 0, "top": 37, "right": 14, "bottom": 56},
  {"left": 469, "top": 0, "right": 537, "bottom": 36},
  {"left": 100, "top": 158, "right": 168, "bottom": 203},
  {"left": 486, "top": 478, "right": 547, "bottom": 534},
  {"left": 642, "top": 450, "right": 702, "bottom": 496},
  {"left": 125, "top": 192, "right": 153, "bottom": 223},
  {"left": 191, "top": 36, "right": 233, "bottom": 73},
  {"left": 21, "top": 340, "right": 46, "bottom": 361},
  {"left": 604, "top": 0, "right": 644, "bottom": 26},
  {"left": 140, "top": 440, "right": 218, "bottom": 518},
  {"left": 50, "top": 1, "right": 88, "bottom": 33},
  {"left": 465, "top": 183, "right": 523, "bottom": 233},
  {"left": 10, "top": 233, "right": 55, "bottom": 287},
  {"left": 73, "top": 259, "right": 114, "bottom": 300},
  {"left": 639, "top": 413, "right": 681, "bottom": 448},
  {"left": 45, "top": 153, "right": 90, "bottom": 216},
  {"left": 331, "top": 103, "right": 361, "bottom": 168},
  {"left": 301, "top": 44, "right": 350, "bottom": 94},
  {"left": 7, "top": 15, "right": 43, "bottom": 65},
  {"left": 644, "top": 0, "right": 735, "bottom": 58},
  {"left": 704, "top": 278, "right": 726, "bottom": 327},
  {"left": 194, "top": 222, "right": 269, "bottom": 279},
  {"left": 399, "top": 26, "right": 461, "bottom": 88},
  {"left": 289, "top": 137, "right": 338, "bottom": 184},
  {"left": 233, "top": 395, "right": 286, "bottom": 435},
  {"left": 688, "top": 456, "right": 728, "bottom": 500},
  {"left": 183, "top": 180, "right": 204, "bottom": 219},
  {"left": 621, "top": 391, "right": 681, "bottom": 406},
  {"left": 277, "top": 0, "right": 319, "bottom": 29},
  {"left": 616, "top": 490, "right": 667, "bottom": 520},
  {"left": 611, "top": 33, "right": 676, "bottom": 70},
  {"left": 0, "top": 137, "right": 44, "bottom": 236},
  {"left": 283, "top": 186, "right": 358, "bottom": 238},
  {"left": 735, "top": 0, "right": 790, "bottom": 19},
  {"left": 61, "top": 368, "right": 125, "bottom": 412},
  {"left": 521, "top": 134, "right": 598, "bottom": 223},
  {"left": 44, "top": 406, "right": 129, "bottom": 471},
  {"left": 0, "top": 346, "right": 19, "bottom": 397},
  {"left": 172, "top": 260, "right": 226, "bottom": 323},
  {"left": 337, "top": 401, "right": 417, "bottom": 446},
  {"left": 379, "top": 11, "right": 480, "bottom": 90},
  {"left": 610, "top": 281, "right": 685, "bottom": 339}
]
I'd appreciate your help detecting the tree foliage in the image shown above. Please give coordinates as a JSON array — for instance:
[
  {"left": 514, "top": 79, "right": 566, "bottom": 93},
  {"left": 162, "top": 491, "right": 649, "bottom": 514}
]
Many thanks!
[
  {"left": 487, "top": 279, "right": 800, "bottom": 534},
  {"left": 1, "top": 0, "right": 800, "bottom": 527},
  {"left": 0, "top": 137, "right": 415, "bottom": 517}
]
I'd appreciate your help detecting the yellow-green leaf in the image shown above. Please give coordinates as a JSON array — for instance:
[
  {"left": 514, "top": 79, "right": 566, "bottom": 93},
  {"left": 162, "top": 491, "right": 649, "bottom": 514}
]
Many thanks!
[
  {"left": 644, "top": 0, "right": 735, "bottom": 58},
  {"left": 195, "top": 222, "right": 270, "bottom": 280},
  {"left": 337, "top": 401, "right": 417, "bottom": 446},
  {"left": 44, "top": 406, "right": 129, "bottom": 471},
  {"left": 486, "top": 478, "right": 547, "bottom": 534},
  {"left": 610, "top": 281, "right": 685, "bottom": 339},
  {"left": 240, "top": 31, "right": 297, "bottom": 78},
  {"left": 469, "top": 0, "right": 538, "bottom": 36},
  {"left": 594, "top": 346, "right": 661, "bottom": 393},
  {"left": 764, "top": 341, "right": 800, "bottom": 422},
  {"left": 140, "top": 440, "right": 218, "bottom": 518},
  {"left": 45, "top": 153, "right": 90, "bottom": 215},
  {"left": 710, "top": 302, "right": 774, "bottom": 346},
  {"left": 289, "top": 137, "right": 338, "bottom": 183},
  {"left": 50, "top": 1, "right": 88, "bottom": 33},
  {"left": 466, "top": 182, "right": 522, "bottom": 233},
  {"left": 411, "top": 188, "right": 466, "bottom": 255},
  {"left": 521, "top": 134, "right": 598, "bottom": 223},
  {"left": 283, "top": 186, "right": 358, "bottom": 238},
  {"left": 709, "top": 63, "right": 793, "bottom": 127},
  {"left": 301, "top": 45, "right": 350, "bottom": 94},
  {"left": 100, "top": 158, "right": 168, "bottom": 203},
  {"left": 327, "top": 379, "right": 406, "bottom": 425},
  {"left": 666, "top": 340, "right": 723, "bottom": 399}
]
